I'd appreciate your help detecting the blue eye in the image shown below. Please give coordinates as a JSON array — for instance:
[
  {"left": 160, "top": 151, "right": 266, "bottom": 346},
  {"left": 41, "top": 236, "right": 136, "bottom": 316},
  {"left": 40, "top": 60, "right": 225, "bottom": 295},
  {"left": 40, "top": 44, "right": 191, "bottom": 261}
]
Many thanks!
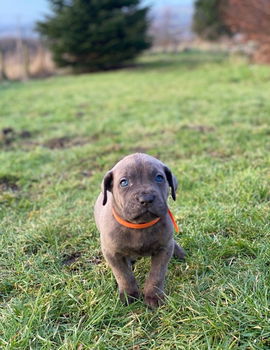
[
  {"left": 120, "top": 178, "right": 129, "bottom": 187},
  {"left": 155, "top": 174, "right": 164, "bottom": 183}
]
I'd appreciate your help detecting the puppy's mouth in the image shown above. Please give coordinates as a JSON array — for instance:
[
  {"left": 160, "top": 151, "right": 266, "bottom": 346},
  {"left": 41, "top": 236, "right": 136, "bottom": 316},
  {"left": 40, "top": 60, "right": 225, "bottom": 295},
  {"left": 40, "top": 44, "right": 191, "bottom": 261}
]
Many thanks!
[{"left": 131, "top": 210, "right": 161, "bottom": 223}]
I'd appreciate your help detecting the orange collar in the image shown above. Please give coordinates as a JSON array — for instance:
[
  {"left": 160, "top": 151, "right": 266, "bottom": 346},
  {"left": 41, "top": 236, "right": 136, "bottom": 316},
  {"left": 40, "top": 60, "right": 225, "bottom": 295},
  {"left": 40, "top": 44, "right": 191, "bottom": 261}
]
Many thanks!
[
  {"left": 112, "top": 207, "right": 179, "bottom": 232},
  {"left": 167, "top": 208, "right": 179, "bottom": 232}
]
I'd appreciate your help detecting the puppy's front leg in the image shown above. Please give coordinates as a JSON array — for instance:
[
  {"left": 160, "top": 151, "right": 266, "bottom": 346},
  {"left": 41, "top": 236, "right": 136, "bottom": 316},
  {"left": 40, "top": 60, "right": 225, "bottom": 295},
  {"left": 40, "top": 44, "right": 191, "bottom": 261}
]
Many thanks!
[
  {"left": 144, "top": 244, "right": 174, "bottom": 308},
  {"left": 103, "top": 250, "right": 139, "bottom": 304}
]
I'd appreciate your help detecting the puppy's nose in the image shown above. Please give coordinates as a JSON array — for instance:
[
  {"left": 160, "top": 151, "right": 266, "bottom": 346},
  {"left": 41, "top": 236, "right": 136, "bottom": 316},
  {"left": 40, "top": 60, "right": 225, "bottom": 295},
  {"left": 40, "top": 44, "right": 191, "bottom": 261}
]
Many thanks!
[{"left": 138, "top": 194, "right": 155, "bottom": 206}]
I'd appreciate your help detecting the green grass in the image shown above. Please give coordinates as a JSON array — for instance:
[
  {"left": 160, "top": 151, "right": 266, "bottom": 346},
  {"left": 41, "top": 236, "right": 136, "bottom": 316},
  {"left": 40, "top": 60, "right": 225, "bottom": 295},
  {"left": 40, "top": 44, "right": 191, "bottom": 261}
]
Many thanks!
[{"left": 1, "top": 51, "right": 270, "bottom": 349}]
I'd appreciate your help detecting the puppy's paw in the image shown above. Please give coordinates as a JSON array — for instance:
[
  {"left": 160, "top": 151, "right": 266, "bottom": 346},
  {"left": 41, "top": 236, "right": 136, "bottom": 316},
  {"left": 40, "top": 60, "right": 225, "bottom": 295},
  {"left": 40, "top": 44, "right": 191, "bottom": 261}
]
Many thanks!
[
  {"left": 144, "top": 291, "right": 165, "bottom": 309},
  {"left": 173, "top": 243, "right": 186, "bottom": 261},
  {"left": 119, "top": 289, "right": 140, "bottom": 305}
]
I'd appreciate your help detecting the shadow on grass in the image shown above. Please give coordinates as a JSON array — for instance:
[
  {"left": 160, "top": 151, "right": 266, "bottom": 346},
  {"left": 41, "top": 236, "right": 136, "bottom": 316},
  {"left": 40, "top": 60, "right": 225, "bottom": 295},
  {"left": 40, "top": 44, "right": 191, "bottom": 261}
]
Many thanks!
[{"left": 136, "top": 49, "right": 228, "bottom": 71}]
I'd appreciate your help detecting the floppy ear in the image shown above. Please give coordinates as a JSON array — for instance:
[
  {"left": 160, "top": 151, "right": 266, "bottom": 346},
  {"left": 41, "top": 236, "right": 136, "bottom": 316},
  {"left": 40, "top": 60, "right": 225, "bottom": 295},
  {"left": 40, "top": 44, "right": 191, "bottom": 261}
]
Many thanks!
[
  {"left": 164, "top": 166, "right": 178, "bottom": 201},
  {"left": 102, "top": 171, "right": 113, "bottom": 205}
]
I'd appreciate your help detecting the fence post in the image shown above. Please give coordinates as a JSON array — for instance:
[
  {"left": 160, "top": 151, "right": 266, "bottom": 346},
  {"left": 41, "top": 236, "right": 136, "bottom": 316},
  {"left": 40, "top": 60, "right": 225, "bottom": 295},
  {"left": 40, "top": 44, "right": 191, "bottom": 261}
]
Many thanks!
[
  {"left": 0, "top": 49, "right": 8, "bottom": 80},
  {"left": 22, "top": 42, "right": 30, "bottom": 80},
  {"left": 16, "top": 17, "right": 29, "bottom": 81}
]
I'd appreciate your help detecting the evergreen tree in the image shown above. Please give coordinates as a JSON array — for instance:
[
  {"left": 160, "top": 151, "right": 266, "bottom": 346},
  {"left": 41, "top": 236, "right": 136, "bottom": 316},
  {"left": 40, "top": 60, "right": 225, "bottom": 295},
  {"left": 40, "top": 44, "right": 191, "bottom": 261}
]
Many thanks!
[
  {"left": 193, "top": 0, "right": 231, "bottom": 40},
  {"left": 37, "top": 0, "right": 151, "bottom": 71}
]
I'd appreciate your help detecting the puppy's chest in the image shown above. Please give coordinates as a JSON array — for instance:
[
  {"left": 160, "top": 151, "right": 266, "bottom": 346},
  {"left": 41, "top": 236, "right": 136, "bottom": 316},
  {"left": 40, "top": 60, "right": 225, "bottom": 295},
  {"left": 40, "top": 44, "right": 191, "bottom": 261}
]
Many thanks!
[{"left": 116, "top": 228, "right": 170, "bottom": 257}]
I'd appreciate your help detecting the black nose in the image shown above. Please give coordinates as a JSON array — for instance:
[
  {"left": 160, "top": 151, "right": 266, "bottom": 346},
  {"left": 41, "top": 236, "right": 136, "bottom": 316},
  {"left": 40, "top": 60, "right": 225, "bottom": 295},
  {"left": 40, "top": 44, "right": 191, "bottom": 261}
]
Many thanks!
[{"left": 138, "top": 194, "right": 155, "bottom": 206}]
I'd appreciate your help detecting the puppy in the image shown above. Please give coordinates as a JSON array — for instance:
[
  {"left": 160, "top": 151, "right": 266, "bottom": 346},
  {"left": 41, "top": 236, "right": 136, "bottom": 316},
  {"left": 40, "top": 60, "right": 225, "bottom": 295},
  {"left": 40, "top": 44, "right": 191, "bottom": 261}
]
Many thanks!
[{"left": 94, "top": 153, "right": 185, "bottom": 308}]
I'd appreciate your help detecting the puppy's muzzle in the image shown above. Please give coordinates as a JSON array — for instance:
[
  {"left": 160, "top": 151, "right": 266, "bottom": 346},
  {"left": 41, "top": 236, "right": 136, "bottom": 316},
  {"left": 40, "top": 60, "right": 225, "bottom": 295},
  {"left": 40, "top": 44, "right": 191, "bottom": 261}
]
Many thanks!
[{"left": 136, "top": 193, "right": 156, "bottom": 207}]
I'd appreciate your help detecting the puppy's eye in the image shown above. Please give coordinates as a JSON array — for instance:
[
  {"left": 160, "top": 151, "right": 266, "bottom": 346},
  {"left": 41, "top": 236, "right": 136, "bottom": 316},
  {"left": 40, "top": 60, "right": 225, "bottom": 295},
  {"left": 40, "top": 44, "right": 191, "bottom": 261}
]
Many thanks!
[
  {"left": 155, "top": 174, "right": 165, "bottom": 183},
  {"left": 120, "top": 178, "right": 129, "bottom": 187}
]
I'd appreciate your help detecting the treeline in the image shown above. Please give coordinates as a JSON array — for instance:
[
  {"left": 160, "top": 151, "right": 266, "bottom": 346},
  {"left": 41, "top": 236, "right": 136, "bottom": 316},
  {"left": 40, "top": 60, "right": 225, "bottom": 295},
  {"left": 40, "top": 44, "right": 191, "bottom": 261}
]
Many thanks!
[
  {"left": 1, "top": 0, "right": 269, "bottom": 81},
  {"left": 0, "top": 1, "right": 188, "bottom": 80},
  {"left": 193, "top": 0, "right": 270, "bottom": 64}
]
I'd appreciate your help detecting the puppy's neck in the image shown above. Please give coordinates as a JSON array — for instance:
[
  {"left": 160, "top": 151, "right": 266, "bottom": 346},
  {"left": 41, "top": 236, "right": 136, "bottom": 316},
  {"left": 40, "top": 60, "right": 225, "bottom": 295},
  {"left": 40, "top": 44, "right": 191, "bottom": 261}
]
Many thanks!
[{"left": 112, "top": 207, "right": 161, "bottom": 229}]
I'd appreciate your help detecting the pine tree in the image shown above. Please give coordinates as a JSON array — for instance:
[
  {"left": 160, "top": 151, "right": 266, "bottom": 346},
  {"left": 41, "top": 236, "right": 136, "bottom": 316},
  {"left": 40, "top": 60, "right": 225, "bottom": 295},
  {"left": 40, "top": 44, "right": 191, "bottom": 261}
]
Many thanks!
[
  {"left": 193, "top": 0, "right": 231, "bottom": 40},
  {"left": 37, "top": 0, "right": 151, "bottom": 71}
]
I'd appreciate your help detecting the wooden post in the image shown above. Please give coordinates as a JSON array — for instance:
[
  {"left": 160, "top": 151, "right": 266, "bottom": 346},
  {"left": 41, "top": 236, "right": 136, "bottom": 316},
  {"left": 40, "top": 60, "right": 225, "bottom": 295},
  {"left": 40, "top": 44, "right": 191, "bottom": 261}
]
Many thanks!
[
  {"left": 0, "top": 49, "right": 8, "bottom": 80},
  {"left": 22, "top": 42, "right": 30, "bottom": 79},
  {"left": 16, "top": 17, "right": 29, "bottom": 81},
  {"left": 36, "top": 42, "right": 46, "bottom": 76}
]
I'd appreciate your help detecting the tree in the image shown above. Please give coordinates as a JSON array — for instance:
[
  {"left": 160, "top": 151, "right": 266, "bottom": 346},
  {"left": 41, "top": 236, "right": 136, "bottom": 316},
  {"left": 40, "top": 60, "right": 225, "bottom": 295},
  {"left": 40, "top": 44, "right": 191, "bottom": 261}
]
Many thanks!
[
  {"left": 192, "top": 0, "right": 231, "bottom": 40},
  {"left": 37, "top": 0, "right": 151, "bottom": 71},
  {"left": 220, "top": 0, "right": 270, "bottom": 63},
  {"left": 149, "top": 6, "right": 182, "bottom": 52}
]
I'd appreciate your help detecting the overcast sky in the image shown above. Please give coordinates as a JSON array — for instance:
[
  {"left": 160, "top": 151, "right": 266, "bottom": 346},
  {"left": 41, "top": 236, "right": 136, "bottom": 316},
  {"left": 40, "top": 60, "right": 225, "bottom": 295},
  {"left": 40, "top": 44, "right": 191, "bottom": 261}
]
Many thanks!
[{"left": 0, "top": 0, "right": 194, "bottom": 25}]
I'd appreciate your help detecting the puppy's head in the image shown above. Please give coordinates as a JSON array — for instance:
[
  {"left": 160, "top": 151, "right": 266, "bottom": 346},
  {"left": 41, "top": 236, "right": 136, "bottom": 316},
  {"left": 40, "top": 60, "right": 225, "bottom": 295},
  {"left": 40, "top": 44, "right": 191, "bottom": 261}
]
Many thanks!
[{"left": 102, "top": 153, "right": 177, "bottom": 223}]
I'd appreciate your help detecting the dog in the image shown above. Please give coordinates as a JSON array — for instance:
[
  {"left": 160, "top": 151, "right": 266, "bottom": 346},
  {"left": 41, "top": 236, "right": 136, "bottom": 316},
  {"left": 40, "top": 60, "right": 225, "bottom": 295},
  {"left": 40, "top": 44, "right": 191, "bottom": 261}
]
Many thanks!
[{"left": 94, "top": 153, "right": 185, "bottom": 308}]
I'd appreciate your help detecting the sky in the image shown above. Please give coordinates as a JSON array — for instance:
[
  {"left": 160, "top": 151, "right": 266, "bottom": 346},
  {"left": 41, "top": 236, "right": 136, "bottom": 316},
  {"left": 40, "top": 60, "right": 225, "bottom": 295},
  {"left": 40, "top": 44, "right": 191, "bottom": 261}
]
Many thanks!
[{"left": 0, "top": 0, "right": 194, "bottom": 26}]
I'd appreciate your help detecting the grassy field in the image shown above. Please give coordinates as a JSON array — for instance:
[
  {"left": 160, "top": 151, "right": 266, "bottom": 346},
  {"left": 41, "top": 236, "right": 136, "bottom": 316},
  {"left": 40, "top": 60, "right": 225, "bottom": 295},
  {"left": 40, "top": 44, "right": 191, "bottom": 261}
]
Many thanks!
[{"left": 0, "top": 52, "right": 270, "bottom": 349}]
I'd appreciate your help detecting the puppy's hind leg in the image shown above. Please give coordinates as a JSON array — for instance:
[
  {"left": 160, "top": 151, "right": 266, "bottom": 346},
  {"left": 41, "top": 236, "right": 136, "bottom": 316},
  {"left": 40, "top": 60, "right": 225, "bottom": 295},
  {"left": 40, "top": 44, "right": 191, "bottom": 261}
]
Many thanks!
[{"left": 173, "top": 240, "right": 186, "bottom": 260}]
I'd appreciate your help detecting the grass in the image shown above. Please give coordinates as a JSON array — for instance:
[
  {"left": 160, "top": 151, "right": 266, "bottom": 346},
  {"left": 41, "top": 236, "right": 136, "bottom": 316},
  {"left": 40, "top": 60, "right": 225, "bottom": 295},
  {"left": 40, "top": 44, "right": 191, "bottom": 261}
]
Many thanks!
[{"left": 0, "top": 51, "right": 270, "bottom": 349}]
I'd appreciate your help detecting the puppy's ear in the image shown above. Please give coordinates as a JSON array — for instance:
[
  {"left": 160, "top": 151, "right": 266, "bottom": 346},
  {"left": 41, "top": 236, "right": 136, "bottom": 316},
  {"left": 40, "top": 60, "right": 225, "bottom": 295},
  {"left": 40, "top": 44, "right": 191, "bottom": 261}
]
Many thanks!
[
  {"left": 102, "top": 171, "right": 113, "bottom": 205},
  {"left": 164, "top": 166, "right": 178, "bottom": 201}
]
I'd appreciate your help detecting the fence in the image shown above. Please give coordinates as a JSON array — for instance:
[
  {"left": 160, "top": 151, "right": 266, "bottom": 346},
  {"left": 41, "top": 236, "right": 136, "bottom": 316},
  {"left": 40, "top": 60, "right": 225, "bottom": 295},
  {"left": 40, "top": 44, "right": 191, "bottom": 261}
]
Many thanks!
[{"left": 0, "top": 37, "right": 55, "bottom": 81}]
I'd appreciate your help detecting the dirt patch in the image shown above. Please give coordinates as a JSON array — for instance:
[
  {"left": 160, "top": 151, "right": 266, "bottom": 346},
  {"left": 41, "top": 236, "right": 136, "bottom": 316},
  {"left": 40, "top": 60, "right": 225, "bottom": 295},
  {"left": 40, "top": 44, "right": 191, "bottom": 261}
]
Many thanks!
[
  {"left": 62, "top": 252, "right": 82, "bottom": 266},
  {"left": 43, "top": 136, "right": 90, "bottom": 149},
  {"left": 81, "top": 170, "right": 93, "bottom": 177},
  {"left": 20, "top": 130, "right": 32, "bottom": 138},
  {"left": 209, "top": 151, "right": 231, "bottom": 160},
  {"left": 87, "top": 255, "right": 103, "bottom": 265},
  {"left": 89, "top": 130, "right": 120, "bottom": 142},
  {"left": 74, "top": 104, "right": 91, "bottom": 118},
  {"left": 44, "top": 137, "right": 70, "bottom": 149},
  {"left": 2, "top": 127, "right": 14, "bottom": 135},
  {"left": 62, "top": 252, "right": 102, "bottom": 271},
  {"left": 75, "top": 111, "right": 85, "bottom": 118},
  {"left": 1, "top": 127, "right": 32, "bottom": 147},
  {"left": 0, "top": 175, "right": 20, "bottom": 191},
  {"left": 1, "top": 127, "right": 15, "bottom": 146},
  {"left": 182, "top": 124, "right": 216, "bottom": 133},
  {"left": 1, "top": 128, "right": 119, "bottom": 151}
]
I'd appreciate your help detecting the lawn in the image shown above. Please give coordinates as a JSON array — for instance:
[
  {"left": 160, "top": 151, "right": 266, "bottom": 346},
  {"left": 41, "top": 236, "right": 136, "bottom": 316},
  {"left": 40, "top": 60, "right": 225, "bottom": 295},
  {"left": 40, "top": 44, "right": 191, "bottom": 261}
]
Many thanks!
[{"left": 0, "top": 51, "right": 270, "bottom": 349}]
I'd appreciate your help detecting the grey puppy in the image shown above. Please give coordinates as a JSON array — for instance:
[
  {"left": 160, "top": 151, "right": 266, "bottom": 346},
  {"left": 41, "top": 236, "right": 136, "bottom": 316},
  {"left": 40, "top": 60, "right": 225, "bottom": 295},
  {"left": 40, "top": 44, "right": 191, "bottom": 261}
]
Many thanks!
[{"left": 94, "top": 153, "right": 185, "bottom": 308}]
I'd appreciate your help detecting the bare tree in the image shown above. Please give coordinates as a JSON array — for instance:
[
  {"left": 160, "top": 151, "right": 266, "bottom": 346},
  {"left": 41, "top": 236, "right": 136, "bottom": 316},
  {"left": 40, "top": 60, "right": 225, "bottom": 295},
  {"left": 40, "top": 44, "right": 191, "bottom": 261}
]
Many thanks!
[
  {"left": 149, "top": 6, "right": 182, "bottom": 52},
  {"left": 220, "top": 0, "right": 270, "bottom": 63}
]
